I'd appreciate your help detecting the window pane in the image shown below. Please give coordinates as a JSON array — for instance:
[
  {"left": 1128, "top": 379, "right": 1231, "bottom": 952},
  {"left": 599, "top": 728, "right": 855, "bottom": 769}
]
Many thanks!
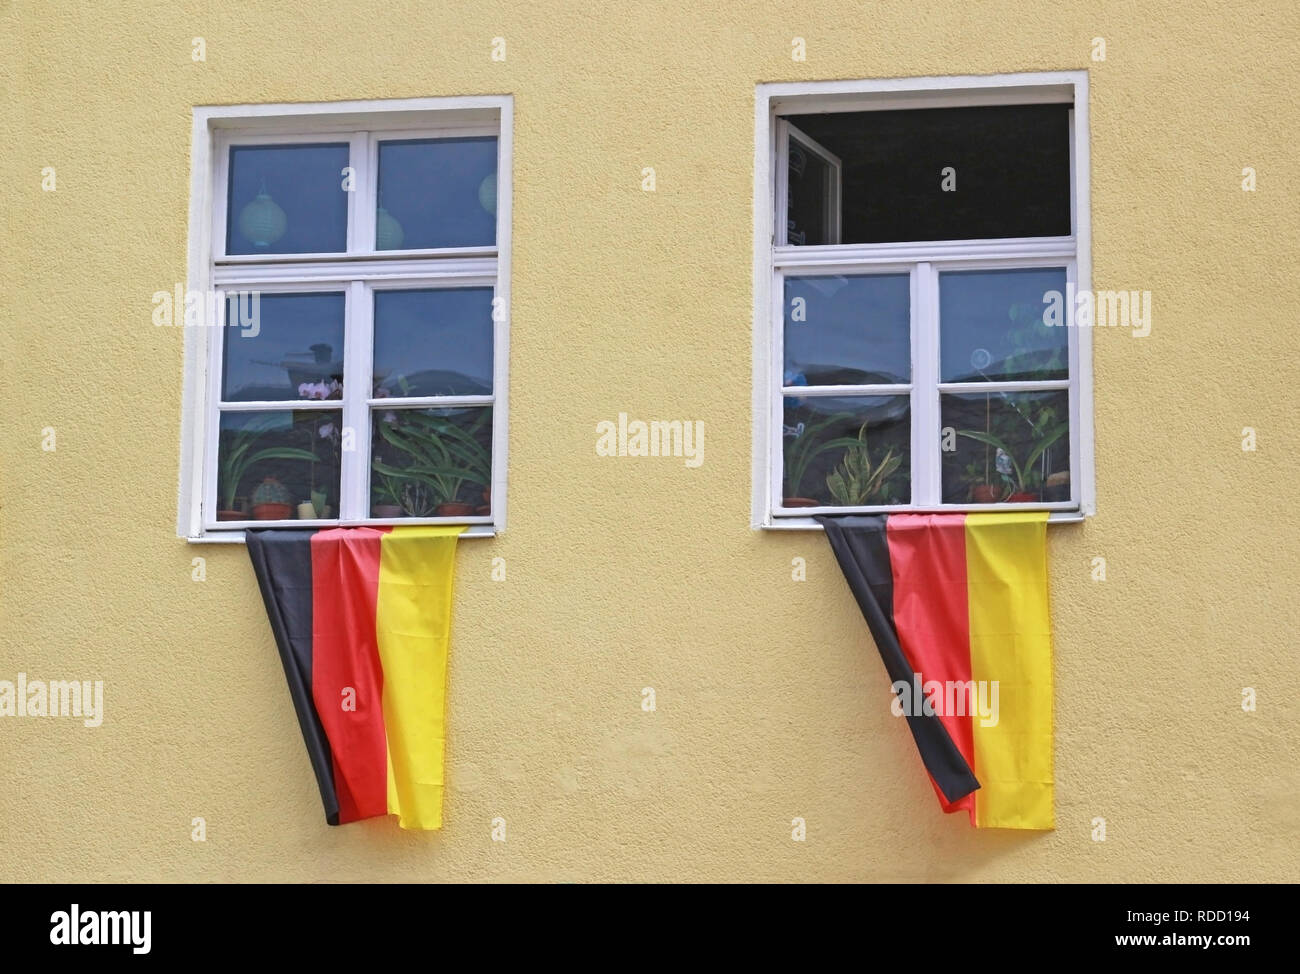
[
  {"left": 787, "top": 138, "right": 833, "bottom": 246},
  {"left": 370, "top": 406, "right": 493, "bottom": 518},
  {"left": 782, "top": 396, "right": 910, "bottom": 507},
  {"left": 222, "top": 292, "right": 345, "bottom": 402},
  {"left": 939, "top": 268, "right": 1068, "bottom": 383},
  {"left": 941, "top": 390, "right": 1070, "bottom": 503},
  {"left": 216, "top": 410, "right": 342, "bottom": 520},
  {"left": 784, "top": 274, "right": 910, "bottom": 387},
  {"left": 783, "top": 104, "right": 1071, "bottom": 243},
  {"left": 376, "top": 137, "right": 497, "bottom": 250},
  {"left": 372, "top": 288, "right": 493, "bottom": 398},
  {"left": 226, "top": 144, "right": 349, "bottom": 255}
]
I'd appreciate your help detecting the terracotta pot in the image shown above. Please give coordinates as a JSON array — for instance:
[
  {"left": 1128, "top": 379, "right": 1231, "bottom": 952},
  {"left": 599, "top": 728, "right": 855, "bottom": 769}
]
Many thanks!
[
  {"left": 476, "top": 505, "right": 492, "bottom": 516},
  {"left": 372, "top": 504, "right": 403, "bottom": 518},
  {"left": 1006, "top": 491, "right": 1039, "bottom": 503},
  {"left": 435, "top": 502, "right": 476, "bottom": 517},
  {"left": 971, "top": 485, "right": 1003, "bottom": 504},
  {"left": 252, "top": 503, "right": 293, "bottom": 521},
  {"left": 216, "top": 510, "right": 244, "bottom": 522},
  {"left": 782, "top": 497, "right": 820, "bottom": 508}
]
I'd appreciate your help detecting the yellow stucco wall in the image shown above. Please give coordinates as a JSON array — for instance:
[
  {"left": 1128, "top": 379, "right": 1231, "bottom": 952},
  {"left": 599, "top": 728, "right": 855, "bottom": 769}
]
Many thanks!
[{"left": 3, "top": 0, "right": 1297, "bottom": 882}]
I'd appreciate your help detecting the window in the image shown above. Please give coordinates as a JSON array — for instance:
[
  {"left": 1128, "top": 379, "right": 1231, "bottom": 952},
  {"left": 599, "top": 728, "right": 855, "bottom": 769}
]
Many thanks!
[
  {"left": 753, "top": 74, "right": 1093, "bottom": 527},
  {"left": 179, "top": 98, "right": 512, "bottom": 539}
]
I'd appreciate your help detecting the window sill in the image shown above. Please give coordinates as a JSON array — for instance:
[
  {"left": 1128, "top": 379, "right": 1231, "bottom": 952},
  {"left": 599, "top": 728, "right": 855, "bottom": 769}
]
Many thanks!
[
  {"left": 186, "top": 524, "right": 499, "bottom": 544},
  {"left": 761, "top": 510, "right": 1087, "bottom": 530}
]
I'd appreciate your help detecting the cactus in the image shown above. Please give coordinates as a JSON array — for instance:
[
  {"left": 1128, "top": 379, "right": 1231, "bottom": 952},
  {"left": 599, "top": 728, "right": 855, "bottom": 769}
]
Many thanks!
[{"left": 252, "top": 477, "right": 293, "bottom": 507}]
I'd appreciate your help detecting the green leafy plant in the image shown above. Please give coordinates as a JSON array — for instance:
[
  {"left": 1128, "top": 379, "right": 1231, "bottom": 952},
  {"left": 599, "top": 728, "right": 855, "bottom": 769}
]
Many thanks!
[
  {"left": 825, "top": 423, "right": 903, "bottom": 506},
  {"left": 957, "top": 406, "right": 1068, "bottom": 496},
  {"left": 783, "top": 411, "right": 867, "bottom": 499},
  {"left": 219, "top": 419, "right": 318, "bottom": 512},
  {"left": 1000, "top": 301, "right": 1067, "bottom": 380},
  {"left": 371, "top": 410, "right": 492, "bottom": 514}
]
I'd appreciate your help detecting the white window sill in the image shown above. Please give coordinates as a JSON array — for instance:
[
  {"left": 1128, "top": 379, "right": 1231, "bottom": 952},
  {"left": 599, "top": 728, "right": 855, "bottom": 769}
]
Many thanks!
[
  {"left": 185, "top": 524, "right": 499, "bottom": 544},
  {"left": 760, "top": 510, "right": 1088, "bottom": 530}
]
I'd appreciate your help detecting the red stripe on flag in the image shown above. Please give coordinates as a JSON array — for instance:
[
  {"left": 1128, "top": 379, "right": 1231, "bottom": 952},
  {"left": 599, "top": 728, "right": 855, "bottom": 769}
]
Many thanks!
[
  {"left": 311, "top": 527, "right": 390, "bottom": 823},
  {"left": 886, "top": 514, "right": 977, "bottom": 823}
]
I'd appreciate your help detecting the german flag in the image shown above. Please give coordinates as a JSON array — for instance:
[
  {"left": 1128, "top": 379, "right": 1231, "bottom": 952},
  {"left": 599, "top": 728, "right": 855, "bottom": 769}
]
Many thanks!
[
  {"left": 817, "top": 513, "right": 1053, "bottom": 830},
  {"left": 247, "top": 526, "right": 465, "bottom": 829}
]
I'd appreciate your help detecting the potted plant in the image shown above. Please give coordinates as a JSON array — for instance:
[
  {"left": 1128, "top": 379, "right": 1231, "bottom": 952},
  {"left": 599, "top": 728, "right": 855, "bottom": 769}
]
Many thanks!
[
  {"left": 825, "top": 424, "right": 903, "bottom": 506},
  {"left": 372, "top": 410, "right": 492, "bottom": 517},
  {"left": 958, "top": 409, "right": 1068, "bottom": 504},
  {"left": 962, "top": 459, "right": 1005, "bottom": 503},
  {"left": 782, "top": 411, "right": 859, "bottom": 507},
  {"left": 251, "top": 477, "right": 294, "bottom": 520},
  {"left": 217, "top": 420, "right": 317, "bottom": 521}
]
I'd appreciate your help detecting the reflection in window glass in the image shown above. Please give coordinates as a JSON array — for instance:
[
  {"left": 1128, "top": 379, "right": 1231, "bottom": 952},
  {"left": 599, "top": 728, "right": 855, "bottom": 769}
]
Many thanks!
[
  {"left": 941, "top": 390, "right": 1070, "bottom": 503},
  {"left": 372, "top": 288, "right": 493, "bottom": 398},
  {"left": 784, "top": 274, "right": 910, "bottom": 387},
  {"left": 376, "top": 137, "right": 497, "bottom": 250},
  {"left": 940, "top": 268, "right": 1068, "bottom": 383},
  {"left": 226, "top": 144, "right": 349, "bottom": 255},
  {"left": 222, "top": 292, "right": 345, "bottom": 402},
  {"left": 782, "top": 395, "right": 910, "bottom": 507}
]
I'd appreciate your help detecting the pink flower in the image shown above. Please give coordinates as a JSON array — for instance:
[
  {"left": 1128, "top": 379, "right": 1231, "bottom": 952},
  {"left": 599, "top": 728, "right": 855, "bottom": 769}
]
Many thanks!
[
  {"left": 319, "top": 423, "right": 335, "bottom": 438},
  {"left": 298, "top": 381, "right": 331, "bottom": 400}
]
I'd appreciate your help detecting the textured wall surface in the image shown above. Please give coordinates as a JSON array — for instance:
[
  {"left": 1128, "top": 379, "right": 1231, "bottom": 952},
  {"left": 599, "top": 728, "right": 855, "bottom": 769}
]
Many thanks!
[{"left": 2, "top": 0, "right": 1297, "bottom": 882}]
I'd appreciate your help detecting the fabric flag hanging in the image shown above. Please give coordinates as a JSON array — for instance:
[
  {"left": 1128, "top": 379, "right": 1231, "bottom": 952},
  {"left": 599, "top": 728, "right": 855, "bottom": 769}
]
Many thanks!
[
  {"left": 817, "top": 512, "right": 1054, "bottom": 830},
  {"left": 247, "top": 525, "right": 465, "bottom": 829}
]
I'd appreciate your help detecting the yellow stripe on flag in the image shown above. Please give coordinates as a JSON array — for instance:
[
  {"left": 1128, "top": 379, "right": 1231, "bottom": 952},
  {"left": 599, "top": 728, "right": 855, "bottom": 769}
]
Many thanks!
[
  {"left": 964, "top": 512, "right": 1054, "bottom": 830},
  {"left": 375, "top": 525, "right": 465, "bottom": 830}
]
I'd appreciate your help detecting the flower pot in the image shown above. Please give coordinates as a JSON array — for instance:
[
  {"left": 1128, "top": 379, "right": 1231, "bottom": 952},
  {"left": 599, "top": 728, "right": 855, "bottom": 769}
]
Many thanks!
[
  {"left": 372, "top": 504, "right": 403, "bottom": 518},
  {"left": 297, "top": 502, "right": 317, "bottom": 520},
  {"left": 782, "top": 497, "right": 819, "bottom": 508},
  {"left": 971, "top": 485, "right": 1003, "bottom": 504},
  {"left": 252, "top": 503, "right": 293, "bottom": 521},
  {"left": 435, "top": 502, "right": 476, "bottom": 517},
  {"left": 1006, "top": 491, "right": 1039, "bottom": 503},
  {"left": 476, "top": 505, "right": 492, "bottom": 516},
  {"left": 216, "top": 510, "right": 244, "bottom": 522}
]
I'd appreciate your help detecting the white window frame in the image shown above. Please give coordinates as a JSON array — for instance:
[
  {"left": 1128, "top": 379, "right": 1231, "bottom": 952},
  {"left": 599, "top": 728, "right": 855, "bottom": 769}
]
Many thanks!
[
  {"left": 751, "top": 72, "right": 1093, "bottom": 529},
  {"left": 178, "top": 97, "right": 513, "bottom": 542}
]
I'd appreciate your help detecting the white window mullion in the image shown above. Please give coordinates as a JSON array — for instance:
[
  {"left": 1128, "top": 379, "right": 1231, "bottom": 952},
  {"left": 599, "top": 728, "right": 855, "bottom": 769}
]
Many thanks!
[
  {"left": 912, "top": 261, "right": 941, "bottom": 507},
  {"left": 352, "top": 132, "right": 377, "bottom": 256},
  {"left": 340, "top": 280, "right": 374, "bottom": 522}
]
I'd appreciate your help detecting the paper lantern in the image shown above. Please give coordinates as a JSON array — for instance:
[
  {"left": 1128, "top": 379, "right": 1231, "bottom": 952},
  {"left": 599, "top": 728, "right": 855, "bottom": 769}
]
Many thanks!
[
  {"left": 376, "top": 206, "right": 405, "bottom": 250},
  {"left": 237, "top": 183, "right": 287, "bottom": 248}
]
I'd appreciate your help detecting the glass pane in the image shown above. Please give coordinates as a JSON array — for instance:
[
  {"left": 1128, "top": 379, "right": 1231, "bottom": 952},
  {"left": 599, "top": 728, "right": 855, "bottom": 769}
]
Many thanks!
[
  {"left": 376, "top": 137, "right": 497, "bottom": 250},
  {"left": 941, "top": 390, "right": 1070, "bottom": 503},
  {"left": 222, "top": 292, "right": 345, "bottom": 402},
  {"left": 370, "top": 406, "right": 493, "bottom": 518},
  {"left": 939, "top": 268, "right": 1068, "bottom": 383},
  {"left": 787, "top": 138, "right": 832, "bottom": 246},
  {"left": 372, "top": 288, "right": 493, "bottom": 398},
  {"left": 782, "top": 396, "right": 910, "bottom": 507},
  {"left": 784, "top": 274, "right": 910, "bottom": 386},
  {"left": 226, "top": 144, "right": 349, "bottom": 255},
  {"left": 782, "top": 104, "right": 1071, "bottom": 244},
  {"left": 216, "top": 410, "right": 342, "bottom": 521}
]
